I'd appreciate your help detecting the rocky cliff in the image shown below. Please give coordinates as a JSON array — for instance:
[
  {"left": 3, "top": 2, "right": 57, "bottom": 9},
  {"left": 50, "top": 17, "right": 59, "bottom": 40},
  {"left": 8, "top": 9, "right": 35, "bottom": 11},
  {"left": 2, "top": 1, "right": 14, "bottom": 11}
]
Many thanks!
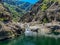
[{"left": 0, "top": 3, "right": 24, "bottom": 40}]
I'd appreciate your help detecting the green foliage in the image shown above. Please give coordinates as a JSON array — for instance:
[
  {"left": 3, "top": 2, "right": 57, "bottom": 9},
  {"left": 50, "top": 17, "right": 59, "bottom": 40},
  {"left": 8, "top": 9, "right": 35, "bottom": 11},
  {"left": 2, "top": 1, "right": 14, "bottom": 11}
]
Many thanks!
[
  {"left": 3, "top": 2, "right": 23, "bottom": 22},
  {"left": 0, "top": 18, "right": 4, "bottom": 21},
  {"left": 40, "top": 0, "right": 56, "bottom": 11},
  {"left": 41, "top": 4, "right": 47, "bottom": 11},
  {"left": 43, "top": 18, "right": 48, "bottom": 23},
  {"left": 0, "top": 18, "right": 9, "bottom": 21}
]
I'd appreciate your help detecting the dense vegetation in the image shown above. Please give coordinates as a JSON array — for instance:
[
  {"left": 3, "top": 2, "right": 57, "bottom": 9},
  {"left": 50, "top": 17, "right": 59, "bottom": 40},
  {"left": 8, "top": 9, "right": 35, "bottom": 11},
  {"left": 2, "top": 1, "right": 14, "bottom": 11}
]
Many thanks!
[
  {"left": 3, "top": 2, "right": 23, "bottom": 22},
  {"left": 40, "top": 0, "right": 56, "bottom": 11},
  {"left": 0, "top": 0, "right": 59, "bottom": 22}
]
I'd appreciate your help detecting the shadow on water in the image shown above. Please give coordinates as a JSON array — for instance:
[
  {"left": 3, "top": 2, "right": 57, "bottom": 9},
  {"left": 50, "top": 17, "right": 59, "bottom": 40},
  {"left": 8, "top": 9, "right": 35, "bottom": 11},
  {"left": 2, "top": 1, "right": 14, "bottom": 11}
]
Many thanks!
[{"left": 0, "top": 35, "right": 60, "bottom": 45}]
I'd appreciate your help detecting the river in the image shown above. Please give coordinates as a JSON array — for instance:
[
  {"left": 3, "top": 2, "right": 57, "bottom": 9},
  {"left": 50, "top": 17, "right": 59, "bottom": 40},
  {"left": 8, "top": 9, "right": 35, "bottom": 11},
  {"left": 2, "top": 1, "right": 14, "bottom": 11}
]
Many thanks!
[{"left": 0, "top": 35, "right": 60, "bottom": 45}]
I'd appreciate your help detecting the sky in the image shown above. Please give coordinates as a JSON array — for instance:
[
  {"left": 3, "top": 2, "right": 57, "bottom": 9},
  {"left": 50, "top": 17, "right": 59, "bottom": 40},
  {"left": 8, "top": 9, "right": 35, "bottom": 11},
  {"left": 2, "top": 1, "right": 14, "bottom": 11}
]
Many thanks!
[{"left": 19, "top": 0, "right": 39, "bottom": 4}]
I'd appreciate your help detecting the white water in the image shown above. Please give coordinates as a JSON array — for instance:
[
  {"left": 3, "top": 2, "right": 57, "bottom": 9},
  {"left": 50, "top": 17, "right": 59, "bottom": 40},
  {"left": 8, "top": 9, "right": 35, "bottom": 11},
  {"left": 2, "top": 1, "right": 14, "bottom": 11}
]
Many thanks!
[
  {"left": 24, "top": 24, "right": 33, "bottom": 36},
  {"left": 19, "top": 22, "right": 60, "bottom": 38}
]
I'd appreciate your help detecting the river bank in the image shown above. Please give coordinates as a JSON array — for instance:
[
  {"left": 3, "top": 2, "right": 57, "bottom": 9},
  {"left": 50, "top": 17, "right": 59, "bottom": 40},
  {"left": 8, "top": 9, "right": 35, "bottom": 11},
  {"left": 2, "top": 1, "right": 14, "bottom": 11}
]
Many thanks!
[{"left": 0, "top": 21, "right": 60, "bottom": 41}]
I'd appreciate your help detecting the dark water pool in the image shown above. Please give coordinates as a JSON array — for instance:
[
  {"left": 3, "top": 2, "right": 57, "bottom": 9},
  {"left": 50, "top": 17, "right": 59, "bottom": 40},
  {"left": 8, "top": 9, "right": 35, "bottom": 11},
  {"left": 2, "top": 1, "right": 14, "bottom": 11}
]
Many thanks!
[{"left": 0, "top": 36, "right": 60, "bottom": 45}]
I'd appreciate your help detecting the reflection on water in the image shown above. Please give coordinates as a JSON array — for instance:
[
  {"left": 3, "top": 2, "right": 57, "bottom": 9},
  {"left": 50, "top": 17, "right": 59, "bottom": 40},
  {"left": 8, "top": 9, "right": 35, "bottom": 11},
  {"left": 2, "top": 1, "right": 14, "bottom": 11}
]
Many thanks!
[{"left": 0, "top": 35, "right": 60, "bottom": 45}]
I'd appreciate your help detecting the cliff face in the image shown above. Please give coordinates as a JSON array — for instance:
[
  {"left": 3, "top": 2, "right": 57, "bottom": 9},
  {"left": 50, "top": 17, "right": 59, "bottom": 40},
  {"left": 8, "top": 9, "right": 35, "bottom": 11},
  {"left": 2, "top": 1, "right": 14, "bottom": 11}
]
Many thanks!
[
  {"left": 0, "top": 3, "right": 11, "bottom": 40},
  {"left": 1, "top": 0, "right": 60, "bottom": 23},
  {"left": 0, "top": 21, "right": 24, "bottom": 40},
  {"left": 20, "top": 2, "right": 60, "bottom": 23},
  {"left": 0, "top": 3, "right": 23, "bottom": 40},
  {"left": 0, "top": 3, "right": 12, "bottom": 22}
]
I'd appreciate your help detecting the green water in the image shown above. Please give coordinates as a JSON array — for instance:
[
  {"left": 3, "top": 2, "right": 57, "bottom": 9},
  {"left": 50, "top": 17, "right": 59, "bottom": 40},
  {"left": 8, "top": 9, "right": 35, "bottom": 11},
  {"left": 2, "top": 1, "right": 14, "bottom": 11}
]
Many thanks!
[{"left": 0, "top": 36, "right": 60, "bottom": 45}]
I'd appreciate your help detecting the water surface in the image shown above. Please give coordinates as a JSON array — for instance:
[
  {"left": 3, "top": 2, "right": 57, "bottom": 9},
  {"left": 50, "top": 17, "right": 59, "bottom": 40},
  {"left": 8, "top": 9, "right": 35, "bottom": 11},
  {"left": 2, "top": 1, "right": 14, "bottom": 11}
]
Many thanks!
[{"left": 0, "top": 35, "right": 60, "bottom": 45}]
